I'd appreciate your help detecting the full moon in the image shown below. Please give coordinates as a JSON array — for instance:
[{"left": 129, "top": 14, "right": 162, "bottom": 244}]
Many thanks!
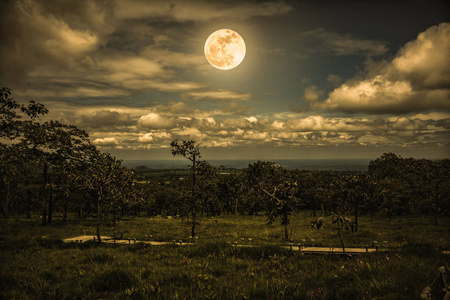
[{"left": 204, "top": 29, "right": 246, "bottom": 70}]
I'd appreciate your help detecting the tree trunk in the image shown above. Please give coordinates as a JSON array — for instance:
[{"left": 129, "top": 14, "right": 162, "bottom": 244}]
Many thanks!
[
  {"left": 337, "top": 220, "right": 345, "bottom": 254},
  {"left": 312, "top": 199, "right": 316, "bottom": 217},
  {"left": 191, "top": 156, "right": 197, "bottom": 237},
  {"left": 433, "top": 196, "right": 439, "bottom": 225},
  {"left": 3, "top": 181, "right": 10, "bottom": 217},
  {"left": 284, "top": 203, "right": 289, "bottom": 240},
  {"left": 63, "top": 194, "right": 67, "bottom": 222},
  {"left": 191, "top": 209, "right": 197, "bottom": 237},
  {"left": 42, "top": 163, "right": 48, "bottom": 226},
  {"left": 96, "top": 192, "right": 102, "bottom": 243},
  {"left": 47, "top": 186, "right": 53, "bottom": 223},
  {"left": 234, "top": 197, "right": 238, "bottom": 215},
  {"left": 354, "top": 202, "right": 359, "bottom": 232}
]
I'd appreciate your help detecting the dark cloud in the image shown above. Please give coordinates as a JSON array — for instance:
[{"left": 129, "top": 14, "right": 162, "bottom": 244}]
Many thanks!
[
  {"left": 81, "top": 110, "right": 134, "bottom": 130},
  {"left": 115, "top": 0, "right": 293, "bottom": 22},
  {"left": 0, "top": 0, "right": 115, "bottom": 86}
]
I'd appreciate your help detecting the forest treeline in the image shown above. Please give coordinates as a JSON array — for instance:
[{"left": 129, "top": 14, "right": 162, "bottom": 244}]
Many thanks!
[{"left": 1, "top": 87, "right": 449, "bottom": 240}]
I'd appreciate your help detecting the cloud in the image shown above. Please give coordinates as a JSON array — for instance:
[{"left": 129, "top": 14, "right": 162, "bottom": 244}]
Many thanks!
[
  {"left": 212, "top": 102, "right": 249, "bottom": 116},
  {"left": 140, "top": 48, "right": 205, "bottom": 69},
  {"left": 138, "top": 113, "right": 177, "bottom": 129},
  {"left": 302, "top": 85, "right": 325, "bottom": 104},
  {"left": 391, "top": 23, "right": 450, "bottom": 90},
  {"left": 116, "top": 0, "right": 293, "bottom": 21},
  {"left": 138, "top": 132, "right": 172, "bottom": 143},
  {"left": 99, "top": 56, "right": 163, "bottom": 80},
  {"left": 0, "top": 0, "right": 115, "bottom": 85},
  {"left": 183, "top": 89, "right": 252, "bottom": 101},
  {"left": 81, "top": 110, "right": 134, "bottom": 129},
  {"left": 318, "top": 23, "right": 450, "bottom": 114},
  {"left": 82, "top": 110, "right": 449, "bottom": 152},
  {"left": 327, "top": 74, "right": 342, "bottom": 86},
  {"left": 151, "top": 102, "right": 194, "bottom": 115},
  {"left": 93, "top": 137, "right": 119, "bottom": 146},
  {"left": 297, "top": 28, "right": 388, "bottom": 56}
]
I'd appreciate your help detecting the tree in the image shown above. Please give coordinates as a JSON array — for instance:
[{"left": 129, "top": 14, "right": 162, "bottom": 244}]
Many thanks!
[
  {"left": 368, "top": 153, "right": 410, "bottom": 218},
  {"left": 0, "top": 144, "right": 31, "bottom": 217},
  {"left": 217, "top": 172, "right": 244, "bottom": 215},
  {"left": 170, "top": 140, "right": 202, "bottom": 237},
  {"left": 245, "top": 161, "right": 298, "bottom": 240},
  {"left": 0, "top": 87, "right": 48, "bottom": 141},
  {"left": 414, "top": 159, "right": 450, "bottom": 224},
  {"left": 340, "top": 173, "right": 369, "bottom": 232},
  {"left": 196, "top": 160, "right": 219, "bottom": 216},
  {"left": 312, "top": 214, "right": 355, "bottom": 254},
  {"left": 19, "top": 120, "right": 92, "bottom": 225},
  {"left": 77, "top": 148, "right": 135, "bottom": 242},
  {"left": 1, "top": 87, "right": 48, "bottom": 219}
]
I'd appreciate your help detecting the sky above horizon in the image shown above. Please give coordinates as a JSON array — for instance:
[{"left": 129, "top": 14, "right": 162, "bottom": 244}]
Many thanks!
[{"left": 1, "top": 0, "right": 449, "bottom": 161}]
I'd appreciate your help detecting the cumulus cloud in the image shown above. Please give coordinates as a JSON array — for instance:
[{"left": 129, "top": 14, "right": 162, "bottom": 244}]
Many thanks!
[
  {"left": 297, "top": 28, "right": 388, "bottom": 56},
  {"left": 83, "top": 110, "right": 449, "bottom": 152},
  {"left": 138, "top": 132, "right": 172, "bottom": 143},
  {"left": 138, "top": 113, "right": 177, "bottom": 129},
  {"left": 391, "top": 23, "right": 450, "bottom": 89},
  {"left": 318, "top": 23, "right": 450, "bottom": 114}
]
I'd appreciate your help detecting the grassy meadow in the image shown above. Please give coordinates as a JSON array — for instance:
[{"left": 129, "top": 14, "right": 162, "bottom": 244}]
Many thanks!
[{"left": 1, "top": 212, "right": 449, "bottom": 299}]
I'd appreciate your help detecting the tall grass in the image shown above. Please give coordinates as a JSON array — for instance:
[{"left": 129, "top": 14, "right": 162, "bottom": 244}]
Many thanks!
[{"left": 1, "top": 213, "right": 448, "bottom": 299}]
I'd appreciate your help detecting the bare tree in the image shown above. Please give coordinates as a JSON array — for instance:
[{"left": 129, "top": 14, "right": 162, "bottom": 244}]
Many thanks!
[{"left": 170, "top": 140, "right": 202, "bottom": 237}]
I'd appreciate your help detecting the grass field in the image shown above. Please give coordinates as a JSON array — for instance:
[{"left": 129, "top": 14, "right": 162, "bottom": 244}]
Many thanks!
[{"left": 1, "top": 212, "right": 449, "bottom": 299}]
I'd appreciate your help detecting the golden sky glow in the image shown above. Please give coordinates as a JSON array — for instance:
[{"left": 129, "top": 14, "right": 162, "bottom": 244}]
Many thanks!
[{"left": 1, "top": 0, "right": 449, "bottom": 160}]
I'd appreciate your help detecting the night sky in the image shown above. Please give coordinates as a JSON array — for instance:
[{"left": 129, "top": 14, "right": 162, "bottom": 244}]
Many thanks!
[{"left": 1, "top": 0, "right": 449, "bottom": 160}]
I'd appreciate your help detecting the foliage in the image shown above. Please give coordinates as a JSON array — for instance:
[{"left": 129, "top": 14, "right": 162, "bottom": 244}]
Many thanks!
[
  {"left": 245, "top": 161, "right": 300, "bottom": 240},
  {"left": 171, "top": 140, "right": 217, "bottom": 236}
]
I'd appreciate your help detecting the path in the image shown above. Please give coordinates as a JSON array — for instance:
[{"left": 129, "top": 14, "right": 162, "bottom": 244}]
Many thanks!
[
  {"left": 63, "top": 235, "right": 192, "bottom": 246},
  {"left": 63, "top": 235, "right": 382, "bottom": 253}
]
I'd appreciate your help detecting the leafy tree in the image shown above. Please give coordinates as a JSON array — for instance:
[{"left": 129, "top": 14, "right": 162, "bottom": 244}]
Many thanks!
[
  {"left": 414, "top": 159, "right": 450, "bottom": 224},
  {"left": 0, "top": 87, "right": 48, "bottom": 141},
  {"left": 197, "top": 161, "right": 223, "bottom": 216},
  {"left": 245, "top": 161, "right": 298, "bottom": 240},
  {"left": 368, "top": 153, "right": 410, "bottom": 218},
  {"left": 19, "top": 120, "right": 92, "bottom": 225},
  {"left": 217, "top": 172, "right": 244, "bottom": 215},
  {"left": 74, "top": 148, "right": 135, "bottom": 242},
  {"left": 339, "top": 173, "right": 369, "bottom": 232},
  {"left": 1, "top": 87, "right": 48, "bottom": 219}
]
